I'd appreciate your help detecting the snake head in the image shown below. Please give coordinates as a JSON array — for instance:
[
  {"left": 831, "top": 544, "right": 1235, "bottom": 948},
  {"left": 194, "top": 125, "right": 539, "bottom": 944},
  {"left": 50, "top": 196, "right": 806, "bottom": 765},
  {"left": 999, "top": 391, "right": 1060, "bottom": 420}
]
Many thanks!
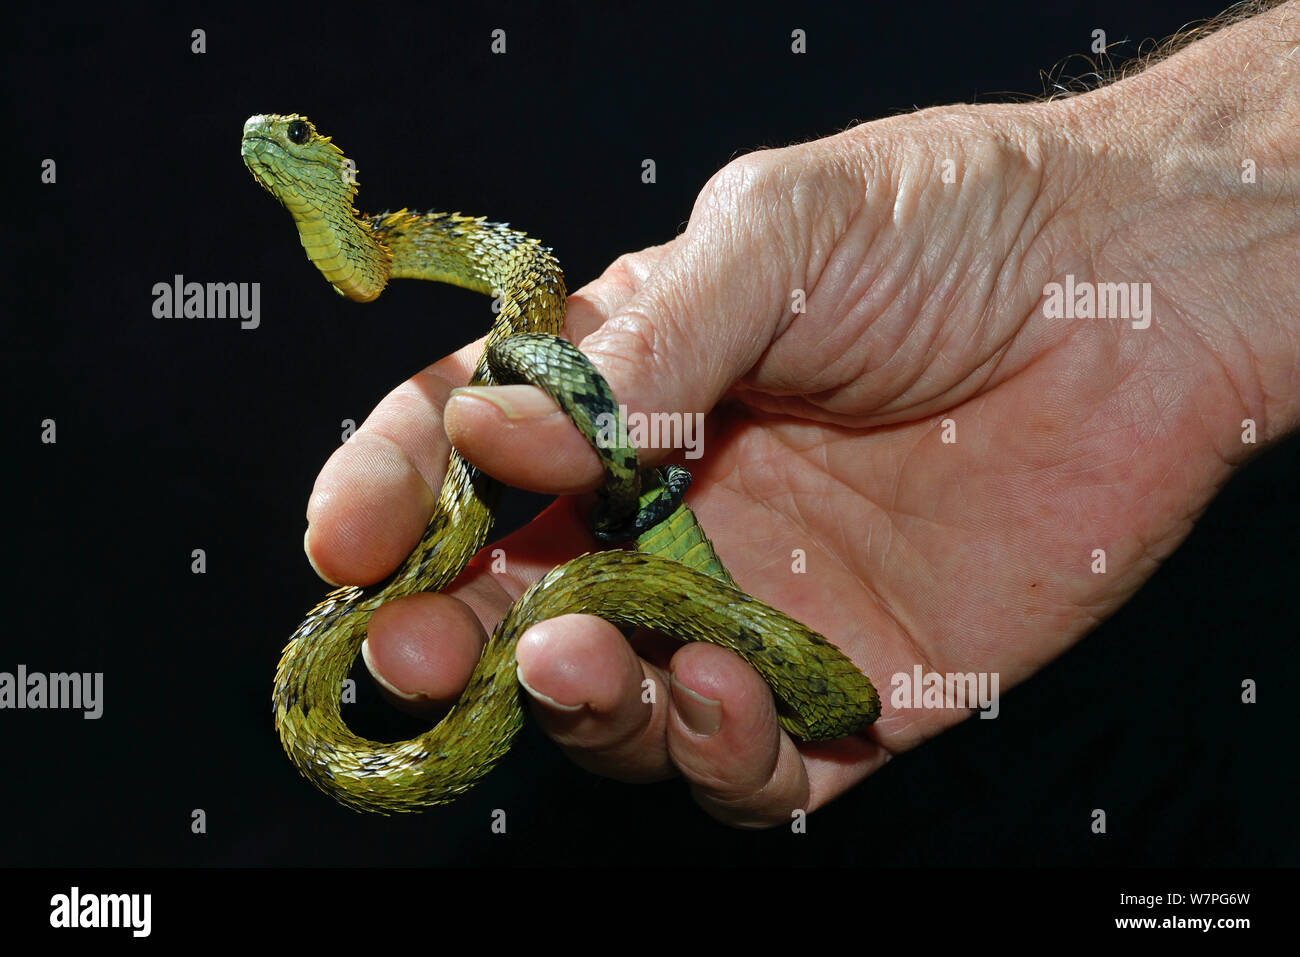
[
  {"left": 241, "top": 113, "right": 356, "bottom": 215},
  {"left": 242, "top": 112, "right": 392, "bottom": 300}
]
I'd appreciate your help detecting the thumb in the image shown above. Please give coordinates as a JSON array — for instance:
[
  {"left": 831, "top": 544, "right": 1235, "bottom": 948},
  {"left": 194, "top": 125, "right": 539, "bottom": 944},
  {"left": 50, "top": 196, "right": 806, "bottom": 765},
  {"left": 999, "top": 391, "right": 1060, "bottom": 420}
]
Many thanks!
[
  {"left": 576, "top": 178, "right": 802, "bottom": 451},
  {"left": 447, "top": 153, "right": 805, "bottom": 485}
]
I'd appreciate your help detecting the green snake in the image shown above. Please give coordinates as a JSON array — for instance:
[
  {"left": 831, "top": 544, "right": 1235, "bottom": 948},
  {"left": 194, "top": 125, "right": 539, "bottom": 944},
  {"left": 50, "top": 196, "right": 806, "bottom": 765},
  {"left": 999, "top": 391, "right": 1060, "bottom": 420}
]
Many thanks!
[{"left": 242, "top": 113, "right": 880, "bottom": 813}]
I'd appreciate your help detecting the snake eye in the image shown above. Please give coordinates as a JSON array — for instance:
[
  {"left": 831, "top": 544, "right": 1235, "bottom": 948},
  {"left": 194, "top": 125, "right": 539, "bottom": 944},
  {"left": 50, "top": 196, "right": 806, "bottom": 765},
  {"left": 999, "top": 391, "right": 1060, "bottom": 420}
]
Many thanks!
[{"left": 286, "top": 120, "right": 310, "bottom": 144}]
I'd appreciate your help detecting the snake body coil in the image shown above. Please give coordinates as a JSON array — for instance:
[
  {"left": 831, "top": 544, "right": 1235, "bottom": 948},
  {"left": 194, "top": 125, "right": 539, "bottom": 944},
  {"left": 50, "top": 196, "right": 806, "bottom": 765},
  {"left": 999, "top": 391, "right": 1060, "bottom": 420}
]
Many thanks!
[{"left": 243, "top": 113, "right": 879, "bottom": 813}]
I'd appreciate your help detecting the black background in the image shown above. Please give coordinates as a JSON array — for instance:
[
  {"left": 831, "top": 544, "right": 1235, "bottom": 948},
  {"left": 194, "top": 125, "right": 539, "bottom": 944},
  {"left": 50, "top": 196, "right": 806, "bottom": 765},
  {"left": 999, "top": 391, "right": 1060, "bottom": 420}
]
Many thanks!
[{"left": 5, "top": 0, "right": 1297, "bottom": 874}]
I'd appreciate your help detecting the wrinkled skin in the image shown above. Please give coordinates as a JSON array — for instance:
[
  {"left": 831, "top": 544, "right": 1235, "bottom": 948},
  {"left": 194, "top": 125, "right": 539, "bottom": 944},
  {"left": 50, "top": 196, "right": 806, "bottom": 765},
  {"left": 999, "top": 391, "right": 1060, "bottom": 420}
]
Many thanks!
[{"left": 305, "top": 6, "right": 1300, "bottom": 827}]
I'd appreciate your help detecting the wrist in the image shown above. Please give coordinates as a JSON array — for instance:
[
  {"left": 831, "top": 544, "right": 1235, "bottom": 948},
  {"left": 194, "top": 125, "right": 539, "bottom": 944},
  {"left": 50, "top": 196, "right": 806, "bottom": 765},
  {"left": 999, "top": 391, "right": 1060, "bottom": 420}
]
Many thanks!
[{"left": 1037, "top": 2, "right": 1300, "bottom": 441}]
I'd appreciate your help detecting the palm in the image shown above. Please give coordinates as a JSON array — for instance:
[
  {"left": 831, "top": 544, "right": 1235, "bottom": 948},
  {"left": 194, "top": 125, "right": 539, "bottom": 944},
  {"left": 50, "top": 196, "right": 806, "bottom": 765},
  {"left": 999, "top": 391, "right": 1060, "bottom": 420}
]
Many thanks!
[
  {"left": 678, "top": 294, "right": 1238, "bottom": 762},
  {"left": 547, "top": 131, "right": 1241, "bottom": 760}
]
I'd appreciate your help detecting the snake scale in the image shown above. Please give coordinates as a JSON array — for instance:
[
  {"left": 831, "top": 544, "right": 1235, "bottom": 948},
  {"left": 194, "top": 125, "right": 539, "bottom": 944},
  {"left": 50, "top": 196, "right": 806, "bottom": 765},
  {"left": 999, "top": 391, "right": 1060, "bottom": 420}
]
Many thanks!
[{"left": 242, "top": 113, "right": 880, "bottom": 813}]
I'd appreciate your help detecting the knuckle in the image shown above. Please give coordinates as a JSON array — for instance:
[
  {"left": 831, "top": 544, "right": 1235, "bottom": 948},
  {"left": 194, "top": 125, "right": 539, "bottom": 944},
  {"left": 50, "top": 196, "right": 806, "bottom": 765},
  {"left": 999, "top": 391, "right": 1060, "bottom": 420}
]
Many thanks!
[
  {"left": 579, "top": 305, "right": 672, "bottom": 401},
  {"left": 704, "top": 149, "right": 789, "bottom": 203},
  {"left": 604, "top": 250, "right": 658, "bottom": 288}
]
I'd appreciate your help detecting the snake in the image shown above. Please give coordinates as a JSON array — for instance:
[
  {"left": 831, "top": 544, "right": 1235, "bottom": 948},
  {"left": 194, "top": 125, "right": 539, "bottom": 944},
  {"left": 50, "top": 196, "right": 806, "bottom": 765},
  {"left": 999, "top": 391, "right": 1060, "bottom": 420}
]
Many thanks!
[{"left": 242, "top": 112, "right": 880, "bottom": 813}]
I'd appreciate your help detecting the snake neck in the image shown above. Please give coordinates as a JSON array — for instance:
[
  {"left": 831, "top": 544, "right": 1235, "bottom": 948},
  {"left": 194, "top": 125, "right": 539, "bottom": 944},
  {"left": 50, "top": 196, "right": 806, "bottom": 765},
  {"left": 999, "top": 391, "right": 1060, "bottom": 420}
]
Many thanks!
[
  {"left": 242, "top": 114, "right": 566, "bottom": 318},
  {"left": 369, "top": 211, "right": 568, "bottom": 367},
  {"left": 287, "top": 201, "right": 392, "bottom": 302}
]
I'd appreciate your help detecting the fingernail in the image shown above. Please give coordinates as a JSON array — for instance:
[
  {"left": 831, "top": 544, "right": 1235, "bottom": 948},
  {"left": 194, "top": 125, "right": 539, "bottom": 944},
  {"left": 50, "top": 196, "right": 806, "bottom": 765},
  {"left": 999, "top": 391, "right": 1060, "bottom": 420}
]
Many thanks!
[
  {"left": 515, "top": 663, "right": 584, "bottom": 712},
  {"left": 361, "top": 638, "right": 424, "bottom": 702},
  {"left": 303, "top": 526, "right": 342, "bottom": 587},
  {"left": 671, "top": 673, "right": 722, "bottom": 735},
  {"left": 450, "top": 385, "right": 558, "bottom": 420}
]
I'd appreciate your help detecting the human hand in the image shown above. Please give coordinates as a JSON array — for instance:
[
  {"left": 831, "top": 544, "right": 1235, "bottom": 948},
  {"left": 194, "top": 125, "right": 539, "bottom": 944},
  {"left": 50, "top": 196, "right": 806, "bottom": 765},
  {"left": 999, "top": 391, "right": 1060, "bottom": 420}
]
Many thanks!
[{"left": 305, "top": 3, "right": 1299, "bottom": 827}]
